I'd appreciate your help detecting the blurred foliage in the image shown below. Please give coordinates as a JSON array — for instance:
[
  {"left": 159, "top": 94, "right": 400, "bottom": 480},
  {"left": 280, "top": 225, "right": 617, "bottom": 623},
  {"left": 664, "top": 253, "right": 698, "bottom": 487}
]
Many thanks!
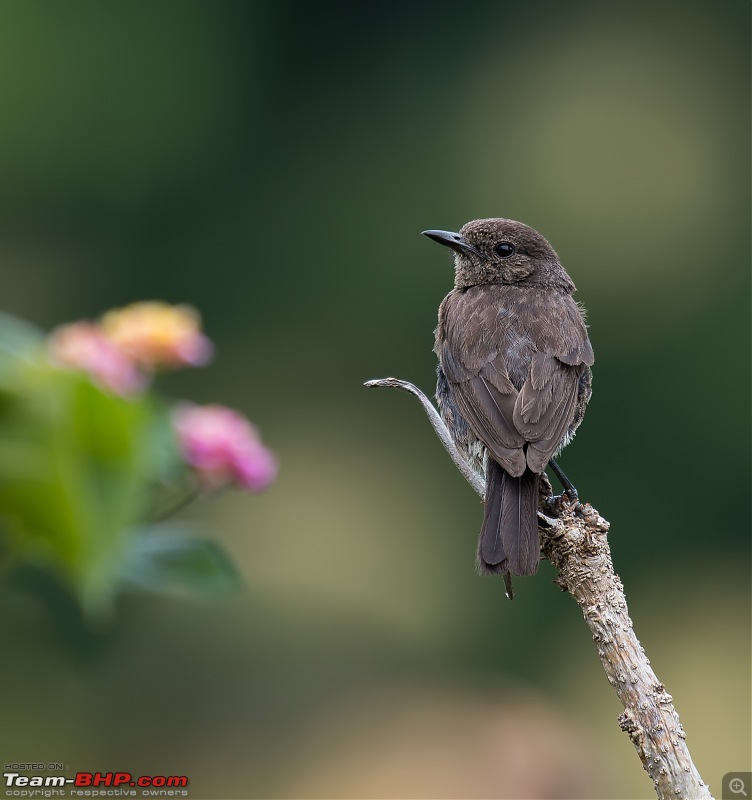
[
  {"left": 0, "top": 312, "right": 241, "bottom": 617},
  {"left": 0, "top": 0, "right": 748, "bottom": 798}
]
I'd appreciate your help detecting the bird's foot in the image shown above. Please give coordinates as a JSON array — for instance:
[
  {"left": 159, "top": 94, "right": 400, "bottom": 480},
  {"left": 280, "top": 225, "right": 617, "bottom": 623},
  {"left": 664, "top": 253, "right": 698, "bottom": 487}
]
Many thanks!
[{"left": 544, "top": 491, "right": 582, "bottom": 517}]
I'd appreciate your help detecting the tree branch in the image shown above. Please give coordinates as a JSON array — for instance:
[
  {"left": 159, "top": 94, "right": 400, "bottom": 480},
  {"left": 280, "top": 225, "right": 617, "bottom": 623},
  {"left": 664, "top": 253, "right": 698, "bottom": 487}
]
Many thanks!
[
  {"left": 366, "top": 376, "right": 713, "bottom": 800},
  {"left": 364, "top": 377, "right": 485, "bottom": 496}
]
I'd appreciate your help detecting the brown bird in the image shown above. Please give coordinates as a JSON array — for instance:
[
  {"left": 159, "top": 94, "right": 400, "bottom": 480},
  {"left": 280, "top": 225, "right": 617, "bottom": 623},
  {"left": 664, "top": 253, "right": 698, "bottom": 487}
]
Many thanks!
[{"left": 424, "top": 218, "right": 593, "bottom": 591}]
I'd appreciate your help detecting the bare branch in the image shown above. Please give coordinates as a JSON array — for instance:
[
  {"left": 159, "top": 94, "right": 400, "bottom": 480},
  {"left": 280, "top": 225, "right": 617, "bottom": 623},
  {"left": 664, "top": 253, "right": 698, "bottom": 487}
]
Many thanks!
[
  {"left": 366, "top": 376, "right": 714, "bottom": 800},
  {"left": 364, "top": 377, "right": 485, "bottom": 496}
]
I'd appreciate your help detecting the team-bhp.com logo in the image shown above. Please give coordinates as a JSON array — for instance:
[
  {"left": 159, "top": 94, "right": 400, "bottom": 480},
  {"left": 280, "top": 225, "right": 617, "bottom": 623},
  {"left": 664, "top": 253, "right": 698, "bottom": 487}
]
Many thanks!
[{"left": 4, "top": 772, "right": 188, "bottom": 796}]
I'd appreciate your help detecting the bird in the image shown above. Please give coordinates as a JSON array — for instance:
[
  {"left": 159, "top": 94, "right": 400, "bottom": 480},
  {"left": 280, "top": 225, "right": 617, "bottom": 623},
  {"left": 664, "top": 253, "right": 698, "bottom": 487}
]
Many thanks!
[{"left": 424, "top": 218, "right": 593, "bottom": 592}]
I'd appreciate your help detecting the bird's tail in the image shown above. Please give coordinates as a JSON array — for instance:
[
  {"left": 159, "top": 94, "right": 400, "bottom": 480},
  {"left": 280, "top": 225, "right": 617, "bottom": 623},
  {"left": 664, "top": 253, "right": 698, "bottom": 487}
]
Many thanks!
[{"left": 477, "top": 461, "right": 540, "bottom": 576}]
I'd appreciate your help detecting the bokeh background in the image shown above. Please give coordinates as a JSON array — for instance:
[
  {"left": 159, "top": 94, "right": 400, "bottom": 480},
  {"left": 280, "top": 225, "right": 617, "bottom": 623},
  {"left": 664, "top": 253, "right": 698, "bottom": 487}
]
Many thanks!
[{"left": 0, "top": 1, "right": 749, "bottom": 798}]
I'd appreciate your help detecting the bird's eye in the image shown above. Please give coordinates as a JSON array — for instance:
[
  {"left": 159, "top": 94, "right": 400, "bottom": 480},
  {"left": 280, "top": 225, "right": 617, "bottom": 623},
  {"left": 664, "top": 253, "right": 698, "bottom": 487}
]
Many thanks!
[{"left": 494, "top": 242, "right": 515, "bottom": 258}]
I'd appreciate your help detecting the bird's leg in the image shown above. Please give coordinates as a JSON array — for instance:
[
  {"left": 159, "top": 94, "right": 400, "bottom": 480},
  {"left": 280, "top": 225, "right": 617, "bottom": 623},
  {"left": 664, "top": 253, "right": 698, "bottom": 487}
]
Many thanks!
[{"left": 549, "top": 458, "right": 578, "bottom": 503}]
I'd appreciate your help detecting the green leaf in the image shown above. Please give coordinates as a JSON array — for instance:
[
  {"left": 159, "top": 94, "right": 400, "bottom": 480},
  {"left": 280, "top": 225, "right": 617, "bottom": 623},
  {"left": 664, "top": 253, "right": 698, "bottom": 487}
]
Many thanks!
[
  {"left": 122, "top": 525, "right": 241, "bottom": 596},
  {"left": 139, "top": 400, "right": 185, "bottom": 486},
  {"left": 0, "top": 311, "right": 45, "bottom": 358},
  {"left": 0, "top": 366, "right": 160, "bottom": 616},
  {"left": 0, "top": 312, "right": 45, "bottom": 384}
]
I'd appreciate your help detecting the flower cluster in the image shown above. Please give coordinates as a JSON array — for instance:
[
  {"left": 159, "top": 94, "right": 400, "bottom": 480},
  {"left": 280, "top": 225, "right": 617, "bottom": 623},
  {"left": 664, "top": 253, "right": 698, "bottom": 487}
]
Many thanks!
[
  {"left": 0, "top": 301, "right": 276, "bottom": 614},
  {"left": 172, "top": 404, "right": 277, "bottom": 492},
  {"left": 47, "top": 301, "right": 276, "bottom": 495},
  {"left": 102, "top": 302, "right": 213, "bottom": 370},
  {"left": 49, "top": 301, "right": 213, "bottom": 396}
]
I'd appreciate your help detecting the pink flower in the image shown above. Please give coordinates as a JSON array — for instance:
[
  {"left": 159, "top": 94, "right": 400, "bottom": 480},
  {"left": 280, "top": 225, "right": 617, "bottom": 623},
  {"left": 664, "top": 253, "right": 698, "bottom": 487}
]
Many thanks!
[
  {"left": 101, "top": 301, "right": 213, "bottom": 370},
  {"left": 172, "top": 404, "right": 277, "bottom": 492},
  {"left": 48, "top": 322, "right": 145, "bottom": 396}
]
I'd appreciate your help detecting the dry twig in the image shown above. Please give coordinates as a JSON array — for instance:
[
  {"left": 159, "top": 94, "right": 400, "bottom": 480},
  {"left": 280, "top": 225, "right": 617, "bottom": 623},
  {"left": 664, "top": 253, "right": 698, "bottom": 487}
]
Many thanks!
[{"left": 365, "top": 376, "right": 713, "bottom": 800}]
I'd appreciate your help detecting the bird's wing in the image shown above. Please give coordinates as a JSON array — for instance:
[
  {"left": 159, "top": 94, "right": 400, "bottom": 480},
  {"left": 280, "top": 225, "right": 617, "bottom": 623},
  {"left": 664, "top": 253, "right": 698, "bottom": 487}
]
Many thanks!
[
  {"left": 557, "top": 336, "right": 594, "bottom": 367},
  {"left": 513, "top": 354, "right": 582, "bottom": 471},
  {"left": 449, "top": 372, "right": 527, "bottom": 477},
  {"left": 513, "top": 296, "right": 594, "bottom": 471},
  {"left": 438, "top": 289, "right": 526, "bottom": 476}
]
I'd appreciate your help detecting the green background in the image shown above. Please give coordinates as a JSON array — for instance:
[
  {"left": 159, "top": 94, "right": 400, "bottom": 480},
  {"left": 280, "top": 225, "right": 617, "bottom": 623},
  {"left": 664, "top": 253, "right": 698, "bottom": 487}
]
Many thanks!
[{"left": 1, "top": 1, "right": 749, "bottom": 797}]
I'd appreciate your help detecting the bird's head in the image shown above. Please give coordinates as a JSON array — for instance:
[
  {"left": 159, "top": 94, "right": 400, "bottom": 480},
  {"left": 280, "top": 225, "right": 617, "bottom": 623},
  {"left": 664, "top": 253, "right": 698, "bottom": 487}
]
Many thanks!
[{"left": 422, "top": 218, "right": 575, "bottom": 292}]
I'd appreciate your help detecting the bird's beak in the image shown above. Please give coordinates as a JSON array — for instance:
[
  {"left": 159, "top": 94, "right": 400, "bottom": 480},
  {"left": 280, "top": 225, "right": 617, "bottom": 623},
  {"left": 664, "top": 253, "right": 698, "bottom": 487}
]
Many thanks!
[{"left": 421, "top": 229, "right": 482, "bottom": 258}]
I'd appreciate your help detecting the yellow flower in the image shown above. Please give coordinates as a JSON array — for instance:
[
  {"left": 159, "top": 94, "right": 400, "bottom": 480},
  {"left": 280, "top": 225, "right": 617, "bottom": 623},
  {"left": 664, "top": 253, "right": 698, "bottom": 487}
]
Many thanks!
[{"left": 101, "top": 301, "right": 213, "bottom": 370}]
